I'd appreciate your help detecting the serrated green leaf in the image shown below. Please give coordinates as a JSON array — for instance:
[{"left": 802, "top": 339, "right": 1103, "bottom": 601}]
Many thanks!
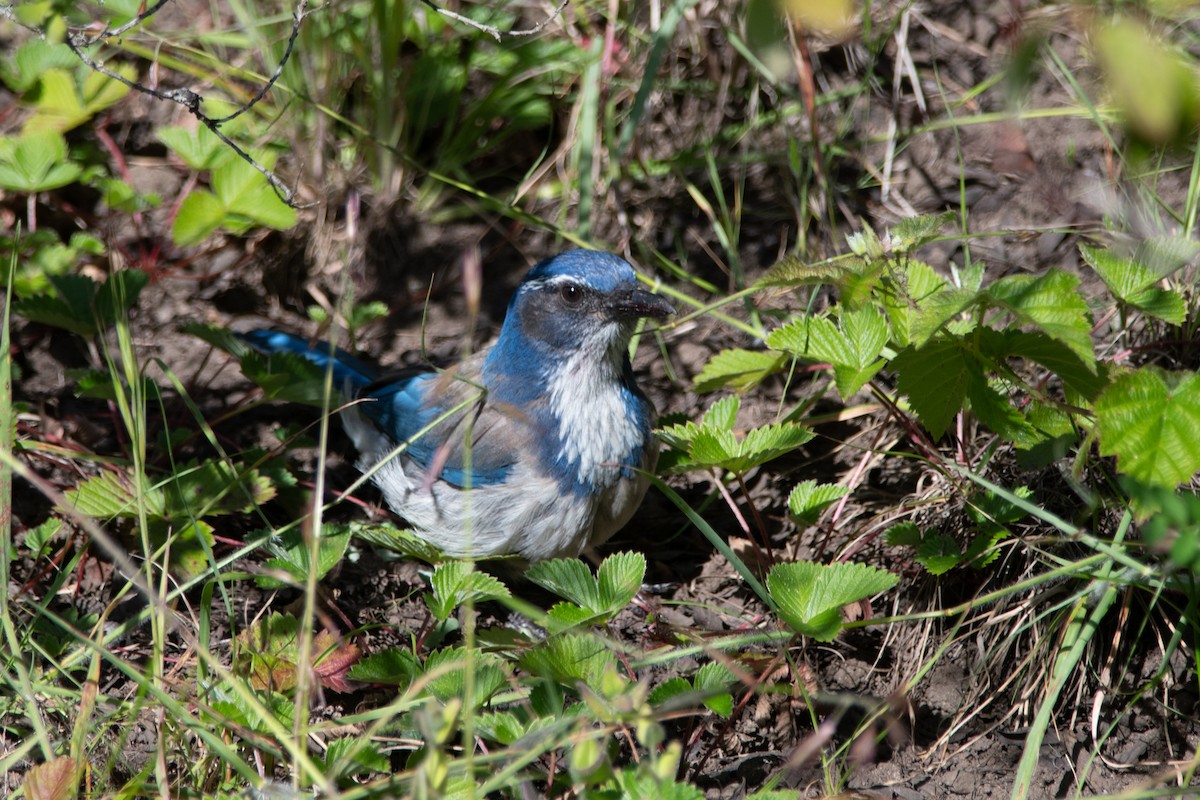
[
  {"left": 0, "top": 130, "right": 82, "bottom": 192},
  {"left": 321, "top": 737, "right": 389, "bottom": 776},
  {"left": 690, "top": 427, "right": 741, "bottom": 465},
  {"left": 93, "top": 269, "right": 148, "bottom": 327},
  {"left": 173, "top": 190, "right": 226, "bottom": 247},
  {"left": 909, "top": 286, "right": 979, "bottom": 347},
  {"left": 527, "top": 558, "right": 601, "bottom": 610},
  {"left": 754, "top": 255, "right": 848, "bottom": 288},
  {"left": 81, "top": 65, "right": 133, "bottom": 115},
  {"left": 424, "top": 647, "right": 509, "bottom": 709},
  {"left": 519, "top": 633, "right": 618, "bottom": 687},
  {"left": 987, "top": 271, "right": 1094, "bottom": 370},
  {"left": 703, "top": 395, "right": 740, "bottom": 431},
  {"left": 648, "top": 677, "right": 693, "bottom": 708},
  {"left": 965, "top": 371, "right": 1041, "bottom": 448},
  {"left": 1096, "top": 367, "right": 1200, "bottom": 487},
  {"left": 992, "top": 330, "right": 1106, "bottom": 401},
  {"left": 885, "top": 521, "right": 921, "bottom": 547},
  {"left": 883, "top": 259, "right": 947, "bottom": 348},
  {"left": 158, "top": 124, "right": 233, "bottom": 172},
  {"left": 258, "top": 524, "right": 352, "bottom": 589},
  {"left": 766, "top": 561, "right": 897, "bottom": 641},
  {"left": 915, "top": 533, "right": 961, "bottom": 575},
  {"left": 6, "top": 40, "right": 77, "bottom": 93},
  {"left": 61, "top": 470, "right": 165, "bottom": 518},
  {"left": 213, "top": 155, "right": 296, "bottom": 231},
  {"left": 889, "top": 211, "right": 954, "bottom": 251},
  {"left": 596, "top": 551, "right": 645, "bottom": 610},
  {"left": 655, "top": 419, "right": 703, "bottom": 453},
  {"left": 1080, "top": 244, "right": 1186, "bottom": 324},
  {"left": 240, "top": 350, "right": 334, "bottom": 406},
  {"left": 426, "top": 561, "right": 512, "bottom": 620},
  {"left": 165, "top": 458, "right": 275, "bottom": 518},
  {"left": 693, "top": 661, "right": 737, "bottom": 717},
  {"left": 693, "top": 348, "right": 784, "bottom": 393},
  {"left": 891, "top": 338, "right": 972, "bottom": 438},
  {"left": 787, "top": 480, "right": 850, "bottom": 525},
  {"left": 546, "top": 602, "right": 605, "bottom": 633},
  {"left": 736, "top": 422, "right": 814, "bottom": 469},
  {"left": 474, "top": 711, "right": 526, "bottom": 746},
  {"left": 346, "top": 521, "right": 447, "bottom": 564},
  {"left": 347, "top": 647, "right": 421, "bottom": 686}
]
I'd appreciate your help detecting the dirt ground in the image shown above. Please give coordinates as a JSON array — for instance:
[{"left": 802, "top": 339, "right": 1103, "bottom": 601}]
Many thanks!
[{"left": 8, "top": 0, "right": 1200, "bottom": 797}]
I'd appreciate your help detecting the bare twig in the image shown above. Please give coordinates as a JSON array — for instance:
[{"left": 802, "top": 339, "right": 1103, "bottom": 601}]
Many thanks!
[
  {"left": 419, "top": 0, "right": 569, "bottom": 42},
  {"left": 65, "top": 0, "right": 313, "bottom": 208}
]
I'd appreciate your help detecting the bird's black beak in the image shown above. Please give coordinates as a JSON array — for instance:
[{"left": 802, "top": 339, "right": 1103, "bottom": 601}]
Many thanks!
[{"left": 612, "top": 287, "right": 675, "bottom": 320}]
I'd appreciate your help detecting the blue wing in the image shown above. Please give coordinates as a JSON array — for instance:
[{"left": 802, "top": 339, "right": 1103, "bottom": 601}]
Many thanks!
[{"left": 242, "top": 330, "right": 521, "bottom": 488}]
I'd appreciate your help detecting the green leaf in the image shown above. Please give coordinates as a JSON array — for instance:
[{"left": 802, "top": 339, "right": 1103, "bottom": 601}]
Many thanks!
[
  {"left": 965, "top": 372, "right": 1041, "bottom": 448},
  {"left": 754, "top": 255, "right": 848, "bottom": 289},
  {"left": 172, "top": 190, "right": 226, "bottom": 247},
  {"left": 915, "top": 533, "right": 962, "bottom": 575},
  {"left": 1080, "top": 244, "right": 1186, "bottom": 324},
  {"left": 24, "top": 64, "right": 135, "bottom": 132},
  {"left": 183, "top": 321, "right": 254, "bottom": 358},
  {"left": 889, "top": 212, "right": 954, "bottom": 251},
  {"left": 688, "top": 422, "right": 813, "bottom": 473},
  {"left": 519, "top": 634, "right": 620, "bottom": 688},
  {"left": 424, "top": 647, "right": 509, "bottom": 709},
  {"left": 1095, "top": 367, "right": 1200, "bottom": 487},
  {"left": 908, "top": 286, "right": 978, "bottom": 347},
  {"left": 5, "top": 40, "right": 77, "bottom": 93},
  {"left": 885, "top": 521, "right": 921, "bottom": 547},
  {"left": 526, "top": 558, "right": 601, "bottom": 610},
  {"left": 993, "top": 330, "right": 1106, "bottom": 401},
  {"left": 258, "top": 524, "right": 352, "bottom": 589},
  {"left": 693, "top": 348, "right": 784, "bottom": 393},
  {"left": 596, "top": 551, "right": 646, "bottom": 610},
  {"left": 212, "top": 155, "right": 297, "bottom": 231},
  {"left": 647, "top": 677, "right": 693, "bottom": 708},
  {"left": 474, "top": 711, "right": 526, "bottom": 746},
  {"left": 425, "top": 561, "right": 511, "bottom": 620},
  {"left": 787, "top": 480, "right": 850, "bottom": 526},
  {"left": 0, "top": 130, "right": 82, "bottom": 192},
  {"left": 693, "top": 661, "right": 737, "bottom": 717},
  {"left": 164, "top": 458, "right": 276, "bottom": 518},
  {"left": 93, "top": 269, "right": 148, "bottom": 327},
  {"left": 158, "top": 124, "right": 234, "bottom": 171},
  {"left": 347, "top": 521, "right": 447, "bottom": 564},
  {"left": 703, "top": 395, "right": 740, "bottom": 431},
  {"left": 61, "top": 469, "right": 165, "bottom": 518},
  {"left": 891, "top": 337, "right": 972, "bottom": 438},
  {"left": 883, "top": 259, "right": 947, "bottom": 348},
  {"left": 348, "top": 647, "right": 421, "bottom": 687},
  {"left": 767, "top": 561, "right": 897, "bottom": 641},
  {"left": 986, "top": 271, "right": 1094, "bottom": 370},
  {"left": 767, "top": 310, "right": 887, "bottom": 398}
]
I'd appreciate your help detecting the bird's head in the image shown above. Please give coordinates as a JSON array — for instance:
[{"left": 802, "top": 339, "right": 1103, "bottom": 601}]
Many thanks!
[{"left": 489, "top": 250, "right": 674, "bottom": 369}]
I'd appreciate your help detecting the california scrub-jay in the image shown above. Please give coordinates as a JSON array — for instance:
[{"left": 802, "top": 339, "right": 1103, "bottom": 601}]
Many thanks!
[{"left": 242, "top": 249, "right": 673, "bottom": 561}]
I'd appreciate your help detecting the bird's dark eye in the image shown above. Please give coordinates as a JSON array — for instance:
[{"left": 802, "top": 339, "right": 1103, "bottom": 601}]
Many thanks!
[{"left": 559, "top": 282, "right": 583, "bottom": 304}]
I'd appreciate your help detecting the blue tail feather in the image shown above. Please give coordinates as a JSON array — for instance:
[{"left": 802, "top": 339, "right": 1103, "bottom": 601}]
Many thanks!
[{"left": 238, "top": 330, "right": 380, "bottom": 388}]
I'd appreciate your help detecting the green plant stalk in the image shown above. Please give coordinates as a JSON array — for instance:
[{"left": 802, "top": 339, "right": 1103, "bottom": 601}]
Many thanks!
[
  {"left": 0, "top": 454, "right": 332, "bottom": 791},
  {"left": 1010, "top": 515, "right": 1126, "bottom": 800},
  {"left": 576, "top": 37, "right": 604, "bottom": 238},
  {"left": 0, "top": 234, "right": 57, "bottom": 761}
]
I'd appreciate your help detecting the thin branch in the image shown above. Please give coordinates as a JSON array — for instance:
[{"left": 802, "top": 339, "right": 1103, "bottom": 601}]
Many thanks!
[
  {"left": 419, "top": 0, "right": 569, "bottom": 42},
  {"left": 65, "top": 0, "right": 313, "bottom": 208}
]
